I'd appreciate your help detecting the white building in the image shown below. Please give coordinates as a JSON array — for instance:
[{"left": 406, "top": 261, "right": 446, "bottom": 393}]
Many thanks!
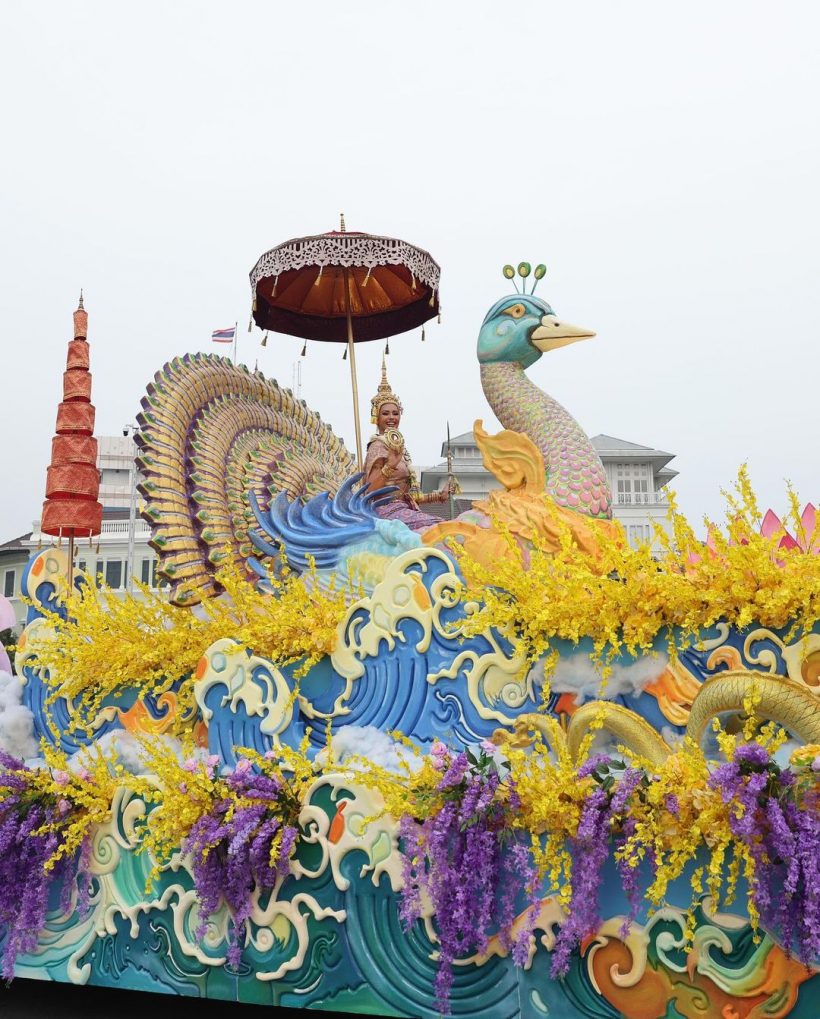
[
  {"left": 416, "top": 430, "right": 502, "bottom": 517},
  {"left": 419, "top": 430, "right": 678, "bottom": 552},
  {"left": 0, "top": 436, "right": 158, "bottom": 632},
  {"left": 590, "top": 434, "right": 678, "bottom": 551}
]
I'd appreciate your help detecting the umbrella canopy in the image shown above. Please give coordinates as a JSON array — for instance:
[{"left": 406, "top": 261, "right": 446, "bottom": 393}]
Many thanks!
[
  {"left": 250, "top": 228, "right": 440, "bottom": 342},
  {"left": 249, "top": 220, "right": 441, "bottom": 469}
]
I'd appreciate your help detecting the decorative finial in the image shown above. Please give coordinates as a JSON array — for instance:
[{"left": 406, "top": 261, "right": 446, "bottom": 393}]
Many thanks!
[
  {"left": 73, "top": 289, "right": 89, "bottom": 339},
  {"left": 340, "top": 212, "right": 346, "bottom": 233},
  {"left": 370, "top": 355, "right": 402, "bottom": 423}
]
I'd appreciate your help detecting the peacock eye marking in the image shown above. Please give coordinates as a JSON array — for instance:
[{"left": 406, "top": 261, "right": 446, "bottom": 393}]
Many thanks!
[{"left": 503, "top": 304, "right": 526, "bottom": 319}]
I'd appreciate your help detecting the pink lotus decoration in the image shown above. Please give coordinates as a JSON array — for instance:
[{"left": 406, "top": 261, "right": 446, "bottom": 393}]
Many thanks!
[
  {"left": 760, "top": 502, "right": 818, "bottom": 554},
  {"left": 0, "top": 595, "right": 14, "bottom": 632},
  {"left": 689, "top": 501, "right": 818, "bottom": 566}
]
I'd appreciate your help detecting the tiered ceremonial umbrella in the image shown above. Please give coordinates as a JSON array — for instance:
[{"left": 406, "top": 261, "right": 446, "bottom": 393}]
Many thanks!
[
  {"left": 41, "top": 295, "right": 103, "bottom": 585},
  {"left": 249, "top": 216, "right": 441, "bottom": 469}
]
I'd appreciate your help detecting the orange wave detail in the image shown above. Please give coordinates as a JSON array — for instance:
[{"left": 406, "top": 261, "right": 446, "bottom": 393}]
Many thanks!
[
  {"left": 588, "top": 933, "right": 813, "bottom": 1019},
  {"left": 118, "top": 693, "right": 177, "bottom": 735}
]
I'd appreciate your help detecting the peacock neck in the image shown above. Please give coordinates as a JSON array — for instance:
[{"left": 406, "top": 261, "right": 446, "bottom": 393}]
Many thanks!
[{"left": 480, "top": 361, "right": 612, "bottom": 519}]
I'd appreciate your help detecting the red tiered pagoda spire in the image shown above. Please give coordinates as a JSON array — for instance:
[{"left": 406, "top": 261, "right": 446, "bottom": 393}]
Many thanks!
[{"left": 41, "top": 294, "right": 103, "bottom": 562}]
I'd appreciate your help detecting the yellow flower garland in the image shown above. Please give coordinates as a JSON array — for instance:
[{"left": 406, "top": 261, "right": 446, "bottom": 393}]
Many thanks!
[
  {"left": 450, "top": 469, "right": 819, "bottom": 677},
  {"left": 25, "top": 562, "right": 349, "bottom": 736}
]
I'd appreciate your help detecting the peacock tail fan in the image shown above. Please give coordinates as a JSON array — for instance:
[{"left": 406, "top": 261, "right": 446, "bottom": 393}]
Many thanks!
[{"left": 135, "top": 353, "right": 355, "bottom": 605}]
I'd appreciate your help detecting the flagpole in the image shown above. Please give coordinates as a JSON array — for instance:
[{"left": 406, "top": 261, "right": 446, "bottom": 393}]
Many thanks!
[
  {"left": 446, "top": 420, "right": 456, "bottom": 520},
  {"left": 232, "top": 320, "right": 238, "bottom": 365}
]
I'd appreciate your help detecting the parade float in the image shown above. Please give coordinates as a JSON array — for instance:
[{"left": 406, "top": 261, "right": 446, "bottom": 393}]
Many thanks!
[{"left": 1, "top": 225, "right": 818, "bottom": 1019}]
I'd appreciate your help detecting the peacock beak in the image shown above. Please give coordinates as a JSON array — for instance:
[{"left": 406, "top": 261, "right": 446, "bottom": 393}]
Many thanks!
[{"left": 530, "top": 314, "right": 596, "bottom": 352}]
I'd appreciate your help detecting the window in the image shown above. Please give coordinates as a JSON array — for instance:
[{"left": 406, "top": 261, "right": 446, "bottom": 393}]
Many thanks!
[
  {"left": 140, "top": 558, "right": 159, "bottom": 588},
  {"left": 627, "top": 525, "right": 652, "bottom": 549},
  {"left": 616, "top": 463, "right": 655, "bottom": 504},
  {"left": 3, "top": 570, "right": 14, "bottom": 598},
  {"left": 104, "top": 560, "right": 123, "bottom": 588}
]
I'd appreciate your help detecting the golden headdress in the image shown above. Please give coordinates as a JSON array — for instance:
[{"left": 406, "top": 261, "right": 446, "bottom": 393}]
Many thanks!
[{"left": 370, "top": 356, "right": 403, "bottom": 424}]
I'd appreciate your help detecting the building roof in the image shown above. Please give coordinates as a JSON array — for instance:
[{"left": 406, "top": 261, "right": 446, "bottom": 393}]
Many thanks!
[
  {"left": 590, "top": 434, "right": 675, "bottom": 470},
  {"left": 590, "top": 434, "right": 673, "bottom": 457},
  {"left": 0, "top": 532, "right": 32, "bottom": 558},
  {"left": 439, "top": 430, "right": 479, "bottom": 456},
  {"left": 436, "top": 430, "right": 677, "bottom": 471}
]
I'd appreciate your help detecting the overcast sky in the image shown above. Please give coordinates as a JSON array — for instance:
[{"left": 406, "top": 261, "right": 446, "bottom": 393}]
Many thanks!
[{"left": 1, "top": 2, "right": 817, "bottom": 541}]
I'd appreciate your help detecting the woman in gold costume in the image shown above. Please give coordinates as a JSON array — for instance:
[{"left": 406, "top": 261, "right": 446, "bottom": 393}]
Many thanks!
[{"left": 363, "top": 359, "right": 452, "bottom": 532}]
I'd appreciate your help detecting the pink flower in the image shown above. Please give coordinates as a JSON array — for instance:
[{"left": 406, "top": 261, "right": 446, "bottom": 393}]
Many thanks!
[
  {"left": 178, "top": 782, "right": 188, "bottom": 793},
  {"left": 52, "top": 770, "right": 70, "bottom": 787},
  {"left": 812, "top": 757, "right": 820, "bottom": 773},
  {"left": 206, "top": 755, "right": 220, "bottom": 770},
  {"left": 77, "top": 768, "right": 92, "bottom": 782},
  {"left": 480, "top": 740, "right": 496, "bottom": 754},
  {"left": 430, "top": 742, "right": 450, "bottom": 771},
  {"left": 183, "top": 758, "right": 198, "bottom": 773},
  {"left": 234, "top": 759, "right": 252, "bottom": 776},
  {"left": 56, "top": 798, "right": 72, "bottom": 816},
  {"left": 264, "top": 750, "right": 277, "bottom": 760}
]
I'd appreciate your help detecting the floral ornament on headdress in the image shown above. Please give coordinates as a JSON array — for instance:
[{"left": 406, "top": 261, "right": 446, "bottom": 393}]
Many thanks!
[{"left": 370, "top": 356, "right": 403, "bottom": 424}]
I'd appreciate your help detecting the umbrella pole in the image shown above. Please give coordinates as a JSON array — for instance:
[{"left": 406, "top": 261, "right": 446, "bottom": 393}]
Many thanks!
[
  {"left": 67, "top": 534, "right": 74, "bottom": 592},
  {"left": 342, "top": 267, "right": 363, "bottom": 470}
]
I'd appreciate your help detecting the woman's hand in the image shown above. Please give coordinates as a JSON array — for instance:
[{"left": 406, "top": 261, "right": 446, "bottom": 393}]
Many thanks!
[{"left": 385, "top": 445, "right": 405, "bottom": 473}]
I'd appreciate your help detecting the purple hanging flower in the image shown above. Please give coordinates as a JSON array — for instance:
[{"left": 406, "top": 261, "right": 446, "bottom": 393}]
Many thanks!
[
  {"left": 551, "top": 764, "right": 648, "bottom": 977},
  {"left": 0, "top": 754, "right": 93, "bottom": 980},
  {"left": 709, "top": 739, "right": 820, "bottom": 965},
  {"left": 181, "top": 756, "right": 303, "bottom": 970},
  {"left": 398, "top": 744, "right": 537, "bottom": 1015}
]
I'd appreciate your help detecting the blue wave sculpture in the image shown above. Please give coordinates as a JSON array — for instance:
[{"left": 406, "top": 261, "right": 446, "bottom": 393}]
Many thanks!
[{"left": 248, "top": 473, "right": 397, "bottom": 572}]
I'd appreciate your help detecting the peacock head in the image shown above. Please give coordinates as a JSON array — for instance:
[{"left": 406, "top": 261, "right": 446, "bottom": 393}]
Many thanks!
[{"left": 477, "top": 294, "right": 596, "bottom": 369}]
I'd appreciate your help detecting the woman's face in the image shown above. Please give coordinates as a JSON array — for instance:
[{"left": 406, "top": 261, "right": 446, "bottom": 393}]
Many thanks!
[{"left": 377, "top": 402, "right": 401, "bottom": 431}]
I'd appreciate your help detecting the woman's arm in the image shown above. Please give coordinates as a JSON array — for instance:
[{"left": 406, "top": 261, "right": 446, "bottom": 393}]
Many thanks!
[{"left": 363, "top": 439, "right": 403, "bottom": 494}]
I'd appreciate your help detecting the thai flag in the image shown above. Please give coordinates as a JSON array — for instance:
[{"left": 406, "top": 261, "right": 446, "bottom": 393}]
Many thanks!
[{"left": 211, "top": 326, "right": 235, "bottom": 343}]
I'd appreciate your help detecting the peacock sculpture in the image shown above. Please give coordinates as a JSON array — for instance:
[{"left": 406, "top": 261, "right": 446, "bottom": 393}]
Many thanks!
[
  {"left": 137, "top": 280, "right": 611, "bottom": 603},
  {"left": 476, "top": 292, "right": 611, "bottom": 520}
]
